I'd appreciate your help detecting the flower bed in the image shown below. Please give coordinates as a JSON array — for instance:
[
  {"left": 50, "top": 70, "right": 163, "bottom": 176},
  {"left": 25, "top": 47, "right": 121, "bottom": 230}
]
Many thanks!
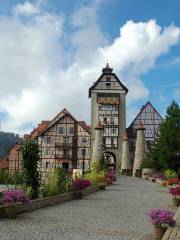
[{"left": 0, "top": 185, "right": 100, "bottom": 218}]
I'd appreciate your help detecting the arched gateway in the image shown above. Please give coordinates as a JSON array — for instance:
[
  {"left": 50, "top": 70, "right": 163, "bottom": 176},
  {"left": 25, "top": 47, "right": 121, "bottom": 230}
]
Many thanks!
[
  {"left": 104, "top": 151, "right": 116, "bottom": 170},
  {"left": 89, "top": 63, "right": 128, "bottom": 171}
]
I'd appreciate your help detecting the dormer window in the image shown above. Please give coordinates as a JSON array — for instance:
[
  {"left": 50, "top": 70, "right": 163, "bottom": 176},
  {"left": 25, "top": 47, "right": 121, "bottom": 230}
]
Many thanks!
[{"left": 106, "top": 77, "right": 111, "bottom": 82}]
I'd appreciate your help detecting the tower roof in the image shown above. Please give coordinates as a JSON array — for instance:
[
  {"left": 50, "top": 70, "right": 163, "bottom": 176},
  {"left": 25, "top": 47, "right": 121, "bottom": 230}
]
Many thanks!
[
  {"left": 102, "top": 63, "right": 113, "bottom": 74},
  {"left": 95, "top": 121, "right": 104, "bottom": 130},
  {"left": 89, "top": 64, "right": 128, "bottom": 98}
]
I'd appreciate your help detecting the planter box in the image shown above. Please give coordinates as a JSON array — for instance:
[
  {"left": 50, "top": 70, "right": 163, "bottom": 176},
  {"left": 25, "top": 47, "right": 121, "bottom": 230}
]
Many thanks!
[{"left": 0, "top": 185, "right": 100, "bottom": 218}]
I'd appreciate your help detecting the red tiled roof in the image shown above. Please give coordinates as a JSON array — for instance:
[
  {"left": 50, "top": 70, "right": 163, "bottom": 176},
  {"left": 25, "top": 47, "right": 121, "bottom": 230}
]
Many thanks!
[
  {"left": 78, "top": 121, "right": 91, "bottom": 134},
  {"left": 0, "top": 158, "right": 9, "bottom": 170}
]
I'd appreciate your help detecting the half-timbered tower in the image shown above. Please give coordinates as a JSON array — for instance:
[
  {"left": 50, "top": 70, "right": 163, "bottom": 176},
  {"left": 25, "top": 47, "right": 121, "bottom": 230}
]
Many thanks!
[
  {"left": 89, "top": 64, "right": 128, "bottom": 170},
  {"left": 127, "top": 101, "right": 163, "bottom": 165}
]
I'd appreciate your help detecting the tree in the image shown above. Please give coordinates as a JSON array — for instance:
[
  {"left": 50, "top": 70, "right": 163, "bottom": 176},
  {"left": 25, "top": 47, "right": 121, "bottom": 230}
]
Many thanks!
[
  {"left": 146, "top": 101, "right": 180, "bottom": 172},
  {"left": 21, "top": 140, "right": 41, "bottom": 199}
]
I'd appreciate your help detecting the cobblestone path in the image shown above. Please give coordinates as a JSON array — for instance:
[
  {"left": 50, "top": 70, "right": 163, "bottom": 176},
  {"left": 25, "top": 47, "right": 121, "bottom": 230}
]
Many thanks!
[{"left": 0, "top": 176, "right": 174, "bottom": 240}]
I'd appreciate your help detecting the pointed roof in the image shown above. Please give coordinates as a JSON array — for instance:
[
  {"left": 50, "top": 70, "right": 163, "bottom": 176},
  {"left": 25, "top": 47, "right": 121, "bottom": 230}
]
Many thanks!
[
  {"left": 102, "top": 63, "right": 113, "bottom": 74},
  {"left": 95, "top": 121, "right": 104, "bottom": 130},
  {"left": 128, "top": 101, "right": 163, "bottom": 128},
  {"left": 89, "top": 64, "right": 128, "bottom": 98},
  {"left": 40, "top": 108, "right": 91, "bottom": 136}
]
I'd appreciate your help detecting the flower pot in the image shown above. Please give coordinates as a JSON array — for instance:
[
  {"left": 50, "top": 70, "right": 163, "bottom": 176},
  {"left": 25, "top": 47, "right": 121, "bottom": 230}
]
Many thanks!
[
  {"left": 74, "top": 191, "right": 83, "bottom": 199},
  {"left": 172, "top": 198, "right": 180, "bottom": 206},
  {"left": 98, "top": 183, "right": 106, "bottom": 190},
  {"left": 154, "top": 226, "right": 167, "bottom": 240},
  {"left": 161, "top": 181, "right": 166, "bottom": 187},
  {"left": 142, "top": 175, "right": 149, "bottom": 180},
  {"left": 4, "top": 205, "right": 17, "bottom": 219}
]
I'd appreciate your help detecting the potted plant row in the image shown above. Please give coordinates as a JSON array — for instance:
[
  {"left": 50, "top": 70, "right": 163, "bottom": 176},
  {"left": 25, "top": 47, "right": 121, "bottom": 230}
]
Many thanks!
[
  {"left": 0, "top": 190, "right": 30, "bottom": 219},
  {"left": 148, "top": 209, "right": 175, "bottom": 240},
  {"left": 169, "top": 185, "right": 180, "bottom": 206},
  {"left": 73, "top": 178, "right": 92, "bottom": 199}
]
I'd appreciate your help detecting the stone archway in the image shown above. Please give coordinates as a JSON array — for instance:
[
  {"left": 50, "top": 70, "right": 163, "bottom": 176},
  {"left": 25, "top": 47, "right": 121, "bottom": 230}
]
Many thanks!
[{"left": 104, "top": 151, "right": 116, "bottom": 171}]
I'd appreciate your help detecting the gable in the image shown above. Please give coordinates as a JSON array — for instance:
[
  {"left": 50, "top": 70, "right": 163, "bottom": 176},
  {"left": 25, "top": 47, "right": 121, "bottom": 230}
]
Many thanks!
[
  {"left": 128, "top": 101, "right": 163, "bottom": 140},
  {"left": 89, "top": 72, "right": 128, "bottom": 97}
]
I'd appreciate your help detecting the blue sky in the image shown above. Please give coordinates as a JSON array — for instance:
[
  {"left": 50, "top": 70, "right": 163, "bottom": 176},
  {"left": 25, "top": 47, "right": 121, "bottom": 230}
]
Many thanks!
[{"left": 0, "top": 0, "right": 179, "bottom": 134}]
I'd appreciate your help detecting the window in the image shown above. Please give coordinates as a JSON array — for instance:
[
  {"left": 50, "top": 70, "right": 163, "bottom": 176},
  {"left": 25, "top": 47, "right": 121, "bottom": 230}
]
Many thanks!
[
  {"left": 59, "top": 127, "right": 64, "bottom": 134},
  {"left": 106, "top": 76, "right": 111, "bottom": 82},
  {"left": 46, "top": 137, "right": 51, "bottom": 144},
  {"left": 69, "top": 127, "right": 74, "bottom": 134},
  {"left": 106, "top": 82, "right": 111, "bottom": 87},
  {"left": 111, "top": 128, "right": 118, "bottom": 136},
  {"left": 45, "top": 162, "right": 50, "bottom": 169},
  {"left": 104, "top": 117, "right": 107, "bottom": 124},
  {"left": 80, "top": 148, "right": 86, "bottom": 157},
  {"left": 112, "top": 138, "right": 118, "bottom": 148},
  {"left": 45, "top": 148, "right": 50, "bottom": 156}
]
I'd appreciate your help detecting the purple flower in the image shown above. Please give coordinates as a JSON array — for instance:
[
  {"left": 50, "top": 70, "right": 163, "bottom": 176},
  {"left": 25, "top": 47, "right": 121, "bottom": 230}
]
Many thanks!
[
  {"left": 148, "top": 209, "right": 175, "bottom": 227},
  {"left": 2, "top": 190, "right": 31, "bottom": 207},
  {"left": 152, "top": 173, "right": 166, "bottom": 180},
  {"left": 106, "top": 171, "right": 116, "bottom": 181},
  {"left": 73, "top": 179, "right": 92, "bottom": 191}
]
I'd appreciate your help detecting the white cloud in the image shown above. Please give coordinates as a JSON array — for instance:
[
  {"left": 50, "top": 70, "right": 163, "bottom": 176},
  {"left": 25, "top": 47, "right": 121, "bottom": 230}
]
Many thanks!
[
  {"left": 0, "top": 1, "right": 180, "bottom": 134},
  {"left": 13, "top": 1, "right": 40, "bottom": 16}
]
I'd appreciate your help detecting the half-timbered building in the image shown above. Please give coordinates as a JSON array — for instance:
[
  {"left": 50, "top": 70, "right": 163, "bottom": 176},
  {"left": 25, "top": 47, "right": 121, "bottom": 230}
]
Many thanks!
[
  {"left": 38, "top": 109, "right": 91, "bottom": 179},
  {"left": 127, "top": 101, "right": 163, "bottom": 164}
]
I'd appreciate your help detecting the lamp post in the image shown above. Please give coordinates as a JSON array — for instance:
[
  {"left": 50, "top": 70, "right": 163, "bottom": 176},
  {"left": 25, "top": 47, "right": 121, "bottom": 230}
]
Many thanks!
[{"left": 82, "top": 148, "right": 86, "bottom": 177}]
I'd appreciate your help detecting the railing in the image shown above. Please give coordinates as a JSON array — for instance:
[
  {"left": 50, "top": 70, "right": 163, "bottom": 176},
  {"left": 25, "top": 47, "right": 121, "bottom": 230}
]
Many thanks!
[
  {"left": 55, "top": 142, "right": 74, "bottom": 148},
  {"left": 55, "top": 154, "right": 72, "bottom": 159}
]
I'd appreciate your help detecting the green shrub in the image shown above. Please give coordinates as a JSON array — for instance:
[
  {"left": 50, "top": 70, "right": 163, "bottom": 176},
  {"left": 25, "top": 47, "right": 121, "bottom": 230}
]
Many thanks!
[
  {"left": 11, "top": 171, "right": 26, "bottom": 187},
  {"left": 164, "top": 169, "right": 177, "bottom": 179},
  {"left": 85, "top": 170, "right": 106, "bottom": 186},
  {"left": 41, "top": 172, "right": 58, "bottom": 197},
  {"left": 0, "top": 169, "right": 12, "bottom": 184}
]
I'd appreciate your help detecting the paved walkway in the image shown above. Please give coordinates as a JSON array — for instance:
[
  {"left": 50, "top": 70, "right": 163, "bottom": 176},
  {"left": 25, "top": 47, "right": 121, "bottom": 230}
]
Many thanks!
[{"left": 0, "top": 176, "right": 174, "bottom": 240}]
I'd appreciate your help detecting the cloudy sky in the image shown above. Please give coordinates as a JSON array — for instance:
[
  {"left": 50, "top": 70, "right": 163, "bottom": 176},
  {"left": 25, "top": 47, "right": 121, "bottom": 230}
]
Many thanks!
[{"left": 0, "top": 0, "right": 180, "bottom": 135}]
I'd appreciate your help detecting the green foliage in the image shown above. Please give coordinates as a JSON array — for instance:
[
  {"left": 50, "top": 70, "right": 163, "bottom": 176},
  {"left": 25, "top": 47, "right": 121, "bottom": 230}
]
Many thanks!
[
  {"left": 99, "top": 154, "right": 108, "bottom": 171},
  {"left": 145, "top": 101, "right": 180, "bottom": 172},
  {"left": 92, "top": 160, "right": 101, "bottom": 173},
  {"left": 57, "top": 168, "right": 66, "bottom": 194},
  {"left": 41, "top": 172, "right": 58, "bottom": 197},
  {"left": 11, "top": 171, "right": 26, "bottom": 188},
  {"left": 21, "top": 140, "right": 40, "bottom": 199},
  {"left": 164, "top": 169, "right": 177, "bottom": 179},
  {"left": 85, "top": 170, "right": 106, "bottom": 186},
  {"left": 0, "top": 169, "right": 12, "bottom": 184}
]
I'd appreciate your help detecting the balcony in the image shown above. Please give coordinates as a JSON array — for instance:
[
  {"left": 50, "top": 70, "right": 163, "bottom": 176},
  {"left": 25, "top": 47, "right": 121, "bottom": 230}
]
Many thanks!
[
  {"left": 55, "top": 142, "right": 74, "bottom": 148},
  {"left": 55, "top": 154, "right": 72, "bottom": 159}
]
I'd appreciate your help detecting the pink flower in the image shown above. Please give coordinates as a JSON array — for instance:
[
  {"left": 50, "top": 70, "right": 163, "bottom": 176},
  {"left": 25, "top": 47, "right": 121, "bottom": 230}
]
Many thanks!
[{"left": 170, "top": 186, "right": 180, "bottom": 197}]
